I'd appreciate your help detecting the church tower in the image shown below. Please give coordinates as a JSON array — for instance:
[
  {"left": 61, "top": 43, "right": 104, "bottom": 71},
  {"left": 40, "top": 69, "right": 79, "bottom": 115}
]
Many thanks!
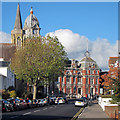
[
  {"left": 11, "top": 3, "right": 23, "bottom": 48},
  {"left": 23, "top": 7, "right": 41, "bottom": 39}
]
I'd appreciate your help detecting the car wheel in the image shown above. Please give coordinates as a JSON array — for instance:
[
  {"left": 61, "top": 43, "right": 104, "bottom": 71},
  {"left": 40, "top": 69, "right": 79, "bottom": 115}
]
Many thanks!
[
  {"left": 5, "top": 107, "right": 9, "bottom": 112},
  {"left": 11, "top": 107, "right": 14, "bottom": 111}
]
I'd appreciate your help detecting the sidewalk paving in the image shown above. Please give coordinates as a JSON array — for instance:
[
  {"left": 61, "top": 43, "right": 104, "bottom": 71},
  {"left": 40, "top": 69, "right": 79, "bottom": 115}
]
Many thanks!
[{"left": 77, "top": 100, "right": 112, "bottom": 120}]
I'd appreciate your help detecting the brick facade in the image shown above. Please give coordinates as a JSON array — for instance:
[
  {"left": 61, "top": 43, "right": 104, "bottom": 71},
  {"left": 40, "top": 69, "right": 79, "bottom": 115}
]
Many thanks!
[{"left": 58, "top": 58, "right": 100, "bottom": 97}]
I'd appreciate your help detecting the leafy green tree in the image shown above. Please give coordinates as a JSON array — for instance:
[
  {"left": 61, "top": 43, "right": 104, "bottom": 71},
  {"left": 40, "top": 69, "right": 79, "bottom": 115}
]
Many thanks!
[{"left": 10, "top": 36, "right": 68, "bottom": 99}]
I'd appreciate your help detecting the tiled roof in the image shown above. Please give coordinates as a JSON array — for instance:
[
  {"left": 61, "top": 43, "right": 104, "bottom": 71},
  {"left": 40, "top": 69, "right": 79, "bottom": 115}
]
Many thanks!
[
  {"left": 0, "top": 43, "right": 16, "bottom": 61},
  {"left": 109, "top": 57, "right": 120, "bottom": 65},
  {"left": 80, "top": 57, "right": 95, "bottom": 62}
]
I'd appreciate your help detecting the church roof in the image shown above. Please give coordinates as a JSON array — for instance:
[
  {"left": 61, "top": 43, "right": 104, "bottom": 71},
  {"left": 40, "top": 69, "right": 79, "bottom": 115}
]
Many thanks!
[
  {"left": 80, "top": 57, "right": 95, "bottom": 63},
  {"left": 14, "top": 3, "right": 22, "bottom": 30},
  {"left": 24, "top": 7, "right": 39, "bottom": 29}
]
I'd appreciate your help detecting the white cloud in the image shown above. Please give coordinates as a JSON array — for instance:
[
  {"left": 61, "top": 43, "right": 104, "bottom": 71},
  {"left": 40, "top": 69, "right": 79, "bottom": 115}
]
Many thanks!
[
  {"left": 46, "top": 29, "right": 118, "bottom": 70},
  {"left": 0, "top": 32, "right": 11, "bottom": 43}
]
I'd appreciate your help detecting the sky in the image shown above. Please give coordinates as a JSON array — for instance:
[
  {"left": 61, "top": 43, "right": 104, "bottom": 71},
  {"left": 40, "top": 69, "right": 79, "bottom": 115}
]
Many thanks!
[{"left": 1, "top": 2, "right": 119, "bottom": 70}]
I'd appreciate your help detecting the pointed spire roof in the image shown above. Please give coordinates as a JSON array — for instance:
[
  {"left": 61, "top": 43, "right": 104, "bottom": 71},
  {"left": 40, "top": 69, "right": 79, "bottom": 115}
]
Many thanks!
[
  {"left": 84, "top": 39, "right": 90, "bottom": 57},
  {"left": 14, "top": 3, "right": 22, "bottom": 30}
]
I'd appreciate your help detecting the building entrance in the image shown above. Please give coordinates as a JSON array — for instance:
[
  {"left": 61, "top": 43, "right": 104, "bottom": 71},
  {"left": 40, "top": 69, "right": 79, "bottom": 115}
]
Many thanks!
[
  {"left": 90, "top": 88, "right": 93, "bottom": 95},
  {"left": 78, "top": 88, "right": 81, "bottom": 95}
]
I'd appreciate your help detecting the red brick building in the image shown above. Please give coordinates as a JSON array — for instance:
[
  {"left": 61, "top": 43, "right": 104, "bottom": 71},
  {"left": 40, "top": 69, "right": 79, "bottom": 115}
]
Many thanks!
[
  {"left": 58, "top": 52, "right": 100, "bottom": 97},
  {"left": 109, "top": 57, "right": 120, "bottom": 69}
]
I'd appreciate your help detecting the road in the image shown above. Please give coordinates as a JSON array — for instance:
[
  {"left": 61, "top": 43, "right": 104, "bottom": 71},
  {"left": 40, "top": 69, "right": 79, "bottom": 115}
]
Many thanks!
[{"left": 2, "top": 100, "right": 81, "bottom": 120}]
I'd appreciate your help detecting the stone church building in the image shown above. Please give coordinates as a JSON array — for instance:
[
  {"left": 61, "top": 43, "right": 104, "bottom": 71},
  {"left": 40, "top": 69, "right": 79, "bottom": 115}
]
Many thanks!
[{"left": 11, "top": 3, "right": 41, "bottom": 48}]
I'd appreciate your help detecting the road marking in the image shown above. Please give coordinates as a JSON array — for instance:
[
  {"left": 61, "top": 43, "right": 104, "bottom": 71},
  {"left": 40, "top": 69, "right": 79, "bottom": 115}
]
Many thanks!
[
  {"left": 49, "top": 107, "right": 53, "bottom": 109},
  {"left": 23, "top": 112, "right": 31, "bottom": 116},
  {"left": 71, "top": 107, "right": 84, "bottom": 120},
  {"left": 43, "top": 108, "right": 47, "bottom": 110},
  {"left": 34, "top": 110, "right": 40, "bottom": 112},
  {"left": 10, "top": 116, "right": 18, "bottom": 119}
]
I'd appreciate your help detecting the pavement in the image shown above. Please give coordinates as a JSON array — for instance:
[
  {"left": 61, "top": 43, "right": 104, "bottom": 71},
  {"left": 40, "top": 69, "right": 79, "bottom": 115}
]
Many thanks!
[{"left": 77, "top": 100, "right": 112, "bottom": 120}]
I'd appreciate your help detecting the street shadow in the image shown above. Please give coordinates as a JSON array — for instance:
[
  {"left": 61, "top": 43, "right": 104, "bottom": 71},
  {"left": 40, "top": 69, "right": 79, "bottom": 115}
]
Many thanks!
[{"left": 2, "top": 114, "right": 72, "bottom": 120}]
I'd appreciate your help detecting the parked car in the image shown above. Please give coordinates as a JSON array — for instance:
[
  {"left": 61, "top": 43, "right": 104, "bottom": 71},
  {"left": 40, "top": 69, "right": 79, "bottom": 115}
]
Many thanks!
[
  {"left": 63, "top": 97, "right": 68, "bottom": 104},
  {"left": 26, "top": 99, "right": 32, "bottom": 108},
  {"left": 7, "top": 98, "right": 21, "bottom": 111},
  {"left": 38, "top": 99, "right": 44, "bottom": 106},
  {"left": 32, "top": 99, "right": 38, "bottom": 107},
  {"left": 55, "top": 97, "right": 65, "bottom": 104},
  {"left": 75, "top": 98, "right": 88, "bottom": 107},
  {"left": 49, "top": 97, "right": 56, "bottom": 105},
  {"left": 20, "top": 99, "right": 28, "bottom": 109},
  {"left": 2, "top": 99, "right": 14, "bottom": 112},
  {"left": 81, "top": 97, "right": 89, "bottom": 105},
  {"left": 43, "top": 98, "right": 47, "bottom": 105}
]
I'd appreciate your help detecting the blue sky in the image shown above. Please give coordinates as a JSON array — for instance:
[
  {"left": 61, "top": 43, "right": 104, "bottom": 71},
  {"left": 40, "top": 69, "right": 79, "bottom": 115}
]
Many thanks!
[
  {"left": 2, "top": 2, "right": 118, "bottom": 44},
  {"left": 1, "top": 2, "right": 118, "bottom": 70}
]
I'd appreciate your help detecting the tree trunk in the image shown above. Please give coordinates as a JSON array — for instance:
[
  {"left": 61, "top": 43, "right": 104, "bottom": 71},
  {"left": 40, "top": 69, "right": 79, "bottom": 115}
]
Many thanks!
[{"left": 33, "top": 83, "right": 37, "bottom": 99}]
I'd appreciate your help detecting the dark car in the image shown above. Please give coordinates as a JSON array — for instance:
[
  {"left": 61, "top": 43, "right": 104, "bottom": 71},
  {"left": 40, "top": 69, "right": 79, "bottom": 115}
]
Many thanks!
[
  {"left": 2, "top": 99, "right": 14, "bottom": 112},
  {"left": 32, "top": 99, "right": 38, "bottom": 107},
  {"left": 26, "top": 99, "right": 32, "bottom": 108},
  {"left": 20, "top": 99, "right": 28, "bottom": 109},
  {"left": 63, "top": 97, "right": 68, "bottom": 104},
  {"left": 7, "top": 98, "right": 21, "bottom": 111},
  {"left": 38, "top": 99, "right": 44, "bottom": 106}
]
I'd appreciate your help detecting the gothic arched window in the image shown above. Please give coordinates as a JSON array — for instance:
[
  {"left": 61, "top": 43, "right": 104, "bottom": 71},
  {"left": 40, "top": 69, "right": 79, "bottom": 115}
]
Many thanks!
[{"left": 17, "top": 37, "right": 21, "bottom": 48}]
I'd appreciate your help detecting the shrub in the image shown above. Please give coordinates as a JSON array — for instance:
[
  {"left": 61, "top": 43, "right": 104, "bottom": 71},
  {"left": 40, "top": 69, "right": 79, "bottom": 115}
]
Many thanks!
[
  {"left": 2, "top": 90, "right": 10, "bottom": 99},
  {"left": 112, "top": 94, "right": 120, "bottom": 102},
  {"left": 110, "top": 100, "right": 117, "bottom": 104},
  {"left": 101, "top": 95, "right": 112, "bottom": 98}
]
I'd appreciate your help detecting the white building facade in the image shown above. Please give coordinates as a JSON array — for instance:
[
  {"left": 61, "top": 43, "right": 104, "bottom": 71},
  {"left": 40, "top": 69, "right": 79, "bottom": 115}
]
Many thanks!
[{"left": 0, "top": 58, "right": 15, "bottom": 90}]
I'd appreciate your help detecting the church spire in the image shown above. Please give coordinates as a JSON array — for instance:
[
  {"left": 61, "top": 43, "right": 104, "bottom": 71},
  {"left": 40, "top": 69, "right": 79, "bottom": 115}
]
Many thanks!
[
  {"left": 84, "top": 39, "right": 90, "bottom": 57},
  {"left": 14, "top": 3, "right": 22, "bottom": 29}
]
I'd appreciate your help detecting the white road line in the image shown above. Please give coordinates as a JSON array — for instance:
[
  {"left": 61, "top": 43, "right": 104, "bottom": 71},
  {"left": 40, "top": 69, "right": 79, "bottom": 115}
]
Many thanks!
[
  {"left": 49, "top": 107, "right": 53, "bottom": 109},
  {"left": 23, "top": 112, "right": 31, "bottom": 116},
  {"left": 34, "top": 110, "right": 40, "bottom": 112},
  {"left": 43, "top": 108, "right": 47, "bottom": 110},
  {"left": 10, "top": 116, "right": 18, "bottom": 119}
]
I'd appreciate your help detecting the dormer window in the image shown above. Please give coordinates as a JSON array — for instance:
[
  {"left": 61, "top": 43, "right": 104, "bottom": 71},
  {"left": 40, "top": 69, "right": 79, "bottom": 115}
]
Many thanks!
[{"left": 66, "top": 71, "right": 70, "bottom": 75}]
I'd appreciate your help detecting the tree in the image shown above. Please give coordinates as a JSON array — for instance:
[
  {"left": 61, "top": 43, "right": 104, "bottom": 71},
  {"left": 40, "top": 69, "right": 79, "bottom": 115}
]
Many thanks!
[
  {"left": 9, "top": 90, "right": 16, "bottom": 98},
  {"left": 10, "top": 36, "right": 68, "bottom": 99},
  {"left": 101, "top": 66, "right": 120, "bottom": 101}
]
